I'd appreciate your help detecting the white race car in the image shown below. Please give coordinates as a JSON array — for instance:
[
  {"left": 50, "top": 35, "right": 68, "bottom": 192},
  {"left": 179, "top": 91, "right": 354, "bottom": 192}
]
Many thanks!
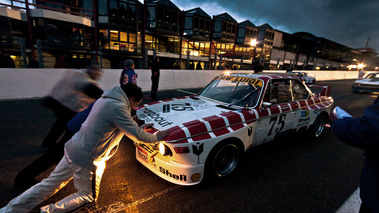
[
  {"left": 135, "top": 73, "right": 333, "bottom": 185},
  {"left": 287, "top": 71, "right": 316, "bottom": 84},
  {"left": 352, "top": 72, "right": 379, "bottom": 93}
]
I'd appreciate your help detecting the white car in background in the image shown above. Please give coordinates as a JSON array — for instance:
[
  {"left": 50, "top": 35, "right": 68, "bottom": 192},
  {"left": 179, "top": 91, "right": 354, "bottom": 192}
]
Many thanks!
[
  {"left": 287, "top": 71, "right": 316, "bottom": 84},
  {"left": 352, "top": 72, "right": 379, "bottom": 93}
]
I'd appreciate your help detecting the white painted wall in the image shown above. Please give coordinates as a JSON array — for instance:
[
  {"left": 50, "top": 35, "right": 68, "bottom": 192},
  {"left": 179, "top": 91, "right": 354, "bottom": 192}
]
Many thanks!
[{"left": 0, "top": 68, "right": 361, "bottom": 100}]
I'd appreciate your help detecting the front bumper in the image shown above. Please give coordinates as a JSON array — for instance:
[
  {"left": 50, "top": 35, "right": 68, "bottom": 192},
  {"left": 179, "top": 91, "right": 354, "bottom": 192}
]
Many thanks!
[
  {"left": 136, "top": 144, "right": 204, "bottom": 186},
  {"left": 352, "top": 84, "right": 379, "bottom": 93}
]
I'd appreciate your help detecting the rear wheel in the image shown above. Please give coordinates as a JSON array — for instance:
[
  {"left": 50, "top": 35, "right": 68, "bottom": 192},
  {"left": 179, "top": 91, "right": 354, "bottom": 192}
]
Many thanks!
[
  {"left": 311, "top": 115, "right": 327, "bottom": 137},
  {"left": 205, "top": 141, "right": 241, "bottom": 178}
]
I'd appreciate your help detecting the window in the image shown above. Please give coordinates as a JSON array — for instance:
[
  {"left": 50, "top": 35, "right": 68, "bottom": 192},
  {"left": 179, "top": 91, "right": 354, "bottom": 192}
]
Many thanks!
[{"left": 291, "top": 79, "right": 308, "bottom": 100}]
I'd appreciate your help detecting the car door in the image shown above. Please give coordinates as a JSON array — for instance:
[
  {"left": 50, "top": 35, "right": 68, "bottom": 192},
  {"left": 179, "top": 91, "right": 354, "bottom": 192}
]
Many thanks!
[
  {"left": 253, "top": 79, "right": 297, "bottom": 145},
  {"left": 290, "top": 79, "right": 311, "bottom": 129}
]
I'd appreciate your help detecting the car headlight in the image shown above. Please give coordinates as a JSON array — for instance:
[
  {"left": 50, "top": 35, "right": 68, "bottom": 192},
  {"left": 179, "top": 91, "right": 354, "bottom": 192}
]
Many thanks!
[{"left": 159, "top": 142, "right": 172, "bottom": 156}]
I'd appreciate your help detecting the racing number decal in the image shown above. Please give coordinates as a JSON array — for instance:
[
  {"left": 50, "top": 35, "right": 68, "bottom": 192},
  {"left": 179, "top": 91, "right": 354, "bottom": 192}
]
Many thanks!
[
  {"left": 268, "top": 114, "right": 286, "bottom": 136},
  {"left": 163, "top": 103, "right": 194, "bottom": 113}
]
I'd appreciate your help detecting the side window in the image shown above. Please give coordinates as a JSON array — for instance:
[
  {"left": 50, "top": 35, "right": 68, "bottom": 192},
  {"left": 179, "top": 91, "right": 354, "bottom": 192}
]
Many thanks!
[
  {"left": 264, "top": 80, "right": 292, "bottom": 104},
  {"left": 291, "top": 79, "right": 308, "bottom": 100},
  {"left": 275, "top": 80, "right": 292, "bottom": 103}
]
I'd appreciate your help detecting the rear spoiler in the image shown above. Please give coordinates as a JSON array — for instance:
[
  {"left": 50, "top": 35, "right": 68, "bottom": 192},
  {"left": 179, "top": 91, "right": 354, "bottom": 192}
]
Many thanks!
[{"left": 307, "top": 85, "right": 331, "bottom": 97}]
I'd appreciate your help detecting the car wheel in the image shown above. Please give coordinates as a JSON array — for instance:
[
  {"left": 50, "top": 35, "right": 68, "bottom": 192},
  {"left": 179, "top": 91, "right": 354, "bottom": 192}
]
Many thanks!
[
  {"left": 311, "top": 115, "right": 327, "bottom": 137},
  {"left": 206, "top": 141, "right": 240, "bottom": 178}
]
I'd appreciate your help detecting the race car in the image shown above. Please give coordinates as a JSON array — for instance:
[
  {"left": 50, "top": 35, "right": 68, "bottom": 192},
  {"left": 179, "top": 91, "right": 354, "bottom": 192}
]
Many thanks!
[
  {"left": 286, "top": 71, "right": 316, "bottom": 84},
  {"left": 352, "top": 72, "right": 379, "bottom": 93},
  {"left": 134, "top": 73, "right": 333, "bottom": 186}
]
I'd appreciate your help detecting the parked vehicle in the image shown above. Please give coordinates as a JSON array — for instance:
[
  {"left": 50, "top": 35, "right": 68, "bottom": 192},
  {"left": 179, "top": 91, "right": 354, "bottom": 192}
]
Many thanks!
[
  {"left": 352, "top": 72, "right": 379, "bottom": 93},
  {"left": 287, "top": 71, "right": 316, "bottom": 84}
]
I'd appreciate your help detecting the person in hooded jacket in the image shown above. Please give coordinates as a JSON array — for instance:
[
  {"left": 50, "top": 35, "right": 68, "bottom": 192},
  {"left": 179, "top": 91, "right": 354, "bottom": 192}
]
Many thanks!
[
  {"left": 331, "top": 95, "right": 379, "bottom": 213},
  {"left": 0, "top": 83, "right": 169, "bottom": 213}
]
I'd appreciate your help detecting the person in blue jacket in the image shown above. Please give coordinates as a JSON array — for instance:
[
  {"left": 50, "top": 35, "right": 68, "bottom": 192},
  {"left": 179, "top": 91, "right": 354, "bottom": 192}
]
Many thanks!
[
  {"left": 14, "top": 102, "right": 96, "bottom": 190},
  {"left": 120, "top": 59, "right": 137, "bottom": 85},
  {"left": 332, "top": 96, "right": 379, "bottom": 213}
]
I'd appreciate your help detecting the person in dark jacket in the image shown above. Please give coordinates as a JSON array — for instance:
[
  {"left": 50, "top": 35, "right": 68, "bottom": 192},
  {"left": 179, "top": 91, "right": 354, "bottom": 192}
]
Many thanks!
[
  {"left": 150, "top": 57, "right": 160, "bottom": 100},
  {"left": 331, "top": 95, "right": 379, "bottom": 213},
  {"left": 41, "top": 65, "right": 103, "bottom": 147},
  {"left": 15, "top": 102, "right": 96, "bottom": 190}
]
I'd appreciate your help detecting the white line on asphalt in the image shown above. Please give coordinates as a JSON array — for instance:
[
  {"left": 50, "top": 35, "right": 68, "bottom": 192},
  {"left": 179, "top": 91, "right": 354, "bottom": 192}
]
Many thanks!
[
  {"left": 335, "top": 188, "right": 361, "bottom": 213},
  {"left": 101, "top": 185, "right": 182, "bottom": 212},
  {"left": 177, "top": 89, "right": 197, "bottom": 95}
]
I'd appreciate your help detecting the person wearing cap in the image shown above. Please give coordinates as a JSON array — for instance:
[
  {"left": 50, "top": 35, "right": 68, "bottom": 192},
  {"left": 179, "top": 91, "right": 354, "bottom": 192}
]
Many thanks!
[
  {"left": 120, "top": 59, "right": 137, "bottom": 85},
  {"left": 40, "top": 65, "right": 104, "bottom": 147}
]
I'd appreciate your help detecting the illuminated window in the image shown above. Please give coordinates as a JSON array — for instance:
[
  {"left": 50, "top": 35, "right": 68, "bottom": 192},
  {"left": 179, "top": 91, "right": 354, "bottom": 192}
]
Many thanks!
[
  {"left": 129, "top": 33, "right": 136, "bottom": 43},
  {"left": 110, "top": 30, "right": 118, "bottom": 40},
  {"left": 120, "top": 32, "right": 127, "bottom": 42}
]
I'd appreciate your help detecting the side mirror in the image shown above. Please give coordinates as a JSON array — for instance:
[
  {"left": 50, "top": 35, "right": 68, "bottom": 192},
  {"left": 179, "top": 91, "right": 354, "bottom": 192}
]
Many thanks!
[{"left": 261, "top": 102, "right": 272, "bottom": 109}]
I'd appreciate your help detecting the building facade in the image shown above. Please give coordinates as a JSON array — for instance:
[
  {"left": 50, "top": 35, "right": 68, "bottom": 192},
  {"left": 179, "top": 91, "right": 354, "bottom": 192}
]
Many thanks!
[{"left": 0, "top": 0, "right": 372, "bottom": 70}]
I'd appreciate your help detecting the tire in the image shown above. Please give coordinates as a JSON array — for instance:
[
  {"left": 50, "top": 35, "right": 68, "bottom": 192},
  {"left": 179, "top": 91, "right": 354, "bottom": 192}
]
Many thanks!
[
  {"left": 205, "top": 141, "right": 241, "bottom": 178},
  {"left": 311, "top": 115, "right": 327, "bottom": 138}
]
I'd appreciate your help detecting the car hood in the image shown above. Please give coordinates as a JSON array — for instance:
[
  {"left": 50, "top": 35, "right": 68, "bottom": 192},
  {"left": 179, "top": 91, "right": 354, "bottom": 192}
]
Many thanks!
[
  {"left": 354, "top": 79, "right": 379, "bottom": 85},
  {"left": 137, "top": 96, "right": 228, "bottom": 129},
  {"left": 136, "top": 96, "right": 243, "bottom": 143}
]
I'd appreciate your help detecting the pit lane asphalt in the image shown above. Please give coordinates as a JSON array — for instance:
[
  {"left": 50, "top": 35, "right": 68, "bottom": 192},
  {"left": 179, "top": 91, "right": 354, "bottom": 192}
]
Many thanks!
[{"left": 0, "top": 79, "right": 376, "bottom": 212}]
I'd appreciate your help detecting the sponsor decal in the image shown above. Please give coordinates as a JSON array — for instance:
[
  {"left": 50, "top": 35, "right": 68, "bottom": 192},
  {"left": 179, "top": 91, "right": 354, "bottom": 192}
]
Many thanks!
[
  {"left": 137, "top": 147, "right": 148, "bottom": 163},
  {"left": 313, "top": 108, "right": 325, "bottom": 115},
  {"left": 297, "top": 117, "right": 311, "bottom": 127},
  {"left": 159, "top": 167, "right": 187, "bottom": 181},
  {"left": 248, "top": 126, "right": 253, "bottom": 136},
  {"left": 192, "top": 143, "right": 204, "bottom": 163},
  {"left": 217, "top": 76, "right": 263, "bottom": 87},
  {"left": 301, "top": 110, "right": 309, "bottom": 117},
  {"left": 142, "top": 108, "right": 173, "bottom": 127},
  {"left": 191, "top": 173, "right": 201, "bottom": 182}
]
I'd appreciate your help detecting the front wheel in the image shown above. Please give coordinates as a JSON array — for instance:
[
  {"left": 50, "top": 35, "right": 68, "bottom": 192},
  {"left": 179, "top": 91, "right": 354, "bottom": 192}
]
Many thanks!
[
  {"left": 311, "top": 115, "right": 327, "bottom": 138},
  {"left": 205, "top": 142, "right": 241, "bottom": 178}
]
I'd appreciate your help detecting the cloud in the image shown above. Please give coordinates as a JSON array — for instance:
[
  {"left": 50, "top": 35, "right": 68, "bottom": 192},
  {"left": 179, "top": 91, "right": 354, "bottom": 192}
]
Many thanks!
[{"left": 172, "top": 0, "right": 379, "bottom": 52}]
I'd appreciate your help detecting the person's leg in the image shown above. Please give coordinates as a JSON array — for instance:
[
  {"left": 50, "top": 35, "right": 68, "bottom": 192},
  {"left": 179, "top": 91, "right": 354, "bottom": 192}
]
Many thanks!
[
  {"left": 41, "top": 160, "right": 106, "bottom": 213},
  {"left": 15, "top": 131, "right": 74, "bottom": 189},
  {"left": 1, "top": 156, "right": 74, "bottom": 213},
  {"left": 42, "top": 109, "right": 76, "bottom": 147}
]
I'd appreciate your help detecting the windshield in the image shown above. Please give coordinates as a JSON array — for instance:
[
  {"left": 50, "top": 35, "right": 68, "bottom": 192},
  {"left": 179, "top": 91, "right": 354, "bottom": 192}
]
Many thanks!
[
  {"left": 199, "top": 75, "right": 263, "bottom": 107},
  {"left": 364, "top": 73, "right": 379, "bottom": 80}
]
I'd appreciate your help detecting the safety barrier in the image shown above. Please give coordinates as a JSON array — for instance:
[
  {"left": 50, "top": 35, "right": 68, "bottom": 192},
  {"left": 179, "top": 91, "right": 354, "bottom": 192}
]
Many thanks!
[{"left": 0, "top": 68, "right": 361, "bottom": 100}]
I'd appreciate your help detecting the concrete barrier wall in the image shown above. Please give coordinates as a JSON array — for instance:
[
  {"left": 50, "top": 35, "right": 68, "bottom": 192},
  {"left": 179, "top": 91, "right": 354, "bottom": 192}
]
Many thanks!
[{"left": 0, "top": 68, "right": 361, "bottom": 100}]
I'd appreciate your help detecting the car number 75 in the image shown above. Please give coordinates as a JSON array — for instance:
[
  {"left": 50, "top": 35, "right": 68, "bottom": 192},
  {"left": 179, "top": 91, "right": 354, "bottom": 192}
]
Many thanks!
[{"left": 268, "top": 114, "right": 286, "bottom": 136}]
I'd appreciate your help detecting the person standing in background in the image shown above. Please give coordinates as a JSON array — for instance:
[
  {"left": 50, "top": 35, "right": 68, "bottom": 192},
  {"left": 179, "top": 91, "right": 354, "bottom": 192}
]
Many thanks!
[
  {"left": 150, "top": 57, "right": 160, "bottom": 100},
  {"left": 120, "top": 59, "right": 137, "bottom": 86}
]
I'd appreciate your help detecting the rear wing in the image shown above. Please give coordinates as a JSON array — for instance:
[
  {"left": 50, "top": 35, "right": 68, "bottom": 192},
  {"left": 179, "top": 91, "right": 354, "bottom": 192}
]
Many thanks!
[{"left": 307, "top": 85, "right": 331, "bottom": 97}]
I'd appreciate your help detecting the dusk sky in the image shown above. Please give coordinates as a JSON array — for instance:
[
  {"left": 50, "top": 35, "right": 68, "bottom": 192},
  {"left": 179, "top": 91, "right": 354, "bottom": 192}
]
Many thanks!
[
  {"left": 168, "top": 0, "right": 379, "bottom": 53},
  {"left": 3, "top": 0, "right": 379, "bottom": 54}
]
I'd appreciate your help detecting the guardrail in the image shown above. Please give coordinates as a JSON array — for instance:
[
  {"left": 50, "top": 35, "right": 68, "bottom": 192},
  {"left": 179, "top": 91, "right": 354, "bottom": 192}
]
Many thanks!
[{"left": 0, "top": 68, "right": 361, "bottom": 100}]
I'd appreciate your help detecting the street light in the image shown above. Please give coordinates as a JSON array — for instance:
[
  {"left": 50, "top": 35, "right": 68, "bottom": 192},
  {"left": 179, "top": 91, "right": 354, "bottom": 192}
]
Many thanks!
[{"left": 250, "top": 39, "right": 257, "bottom": 70}]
